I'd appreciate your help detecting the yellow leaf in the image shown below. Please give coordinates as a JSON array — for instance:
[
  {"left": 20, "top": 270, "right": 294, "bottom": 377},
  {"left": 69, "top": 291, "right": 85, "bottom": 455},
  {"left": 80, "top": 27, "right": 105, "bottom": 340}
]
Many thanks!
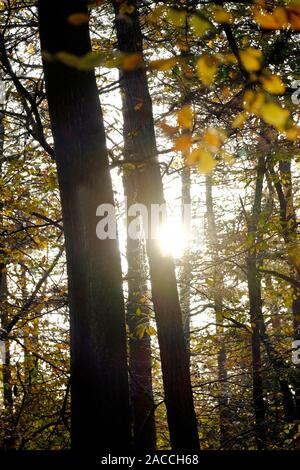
[
  {"left": 146, "top": 325, "right": 157, "bottom": 336},
  {"left": 239, "top": 48, "right": 262, "bottom": 72},
  {"left": 67, "top": 13, "right": 89, "bottom": 26},
  {"left": 177, "top": 105, "right": 193, "bottom": 129},
  {"left": 159, "top": 121, "right": 179, "bottom": 135},
  {"left": 167, "top": 7, "right": 186, "bottom": 27},
  {"left": 260, "top": 74, "right": 285, "bottom": 94},
  {"left": 173, "top": 135, "right": 192, "bottom": 152},
  {"left": 288, "top": 4, "right": 300, "bottom": 30},
  {"left": 188, "top": 146, "right": 217, "bottom": 173},
  {"left": 122, "top": 53, "right": 143, "bottom": 71},
  {"left": 253, "top": 7, "right": 288, "bottom": 29},
  {"left": 221, "top": 151, "right": 235, "bottom": 165},
  {"left": 260, "top": 102, "right": 290, "bottom": 129},
  {"left": 119, "top": 1, "right": 135, "bottom": 15},
  {"left": 213, "top": 6, "right": 233, "bottom": 24},
  {"left": 136, "top": 324, "right": 147, "bottom": 339},
  {"left": 243, "top": 90, "right": 265, "bottom": 114},
  {"left": 149, "top": 57, "right": 177, "bottom": 71},
  {"left": 148, "top": 5, "right": 166, "bottom": 25},
  {"left": 176, "top": 39, "right": 189, "bottom": 52},
  {"left": 197, "top": 55, "right": 218, "bottom": 86},
  {"left": 203, "top": 128, "right": 224, "bottom": 148},
  {"left": 55, "top": 51, "right": 81, "bottom": 68},
  {"left": 284, "top": 126, "right": 300, "bottom": 141},
  {"left": 134, "top": 100, "right": 143, "bottom": 111},
  {"left": 190, "top": 14, "right": 211, "bottom": 36},
  {"left": 232, "top": 111, "right": 248, "bottom": 128}
]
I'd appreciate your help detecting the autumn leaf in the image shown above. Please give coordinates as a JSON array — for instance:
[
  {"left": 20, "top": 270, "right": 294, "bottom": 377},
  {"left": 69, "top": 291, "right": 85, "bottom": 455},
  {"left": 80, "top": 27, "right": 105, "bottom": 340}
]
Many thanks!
[
  {"left": 188, "top": 146, "right": 217, "bottom": 173},
  {"left": 122, "top": 53, "right": 143, "bottom": 71},
  {"left": 54, "top": 50, "right": 121, "bottom": 70},
  {"left": 119, "top": 1, "right": 135, "bottom": 15},
  {"left": 197, "top": 55, "right": 218, "bottom": 86},
  {"left": 159, "top": 121, "right": 179, "bottom": 136},
  {"left": 243, "top": 90, "right": 265, "bottom": 114},
  {"left": 134, "top": 99, "right": 143, "bottom": 111},
  {"left": 239, "top": 48, "right": 262, "bottom": 72},
  {"left": 232, "top": 112, "right": 248, "bottom": 129},
  {"left": 173, "top": 135, "right": 192, "bottom": 152},
  {"left": 67, "top": 13, "right": 89, "bottom": 26},
  {"left": 260, "top": 102, "right": 290, "bottom": 130},
  {"left": 213, "top": 6, "right": 233, "bottom": 24},
  {"left": 148, "top": 5, "right": 166, "bottom": 25},
  {"left": 189, "top": 14, "right": 211, "bottom": 36},
  {"left": 260, "top": 74, "right": 286, "bottom": 95},
  {"left": 167, "top": 7, "right": 186, "bottom": 27},
  {"left": 253, "top": 5, "right": 300, "bottom": 30},
  {"left": 285, "top": 127, "right": 300, "bottom": 141},
  {"left": 54, "top": 51, "right": 81, "bottom": 68},
  {"left": 136, "top": 324, "right": 147, "bottom": 339},
  {"left": 288, "top": 4, "right": 300, "bottom": 30},
  {"left": 177, "top": 105, "right": 193, "bottom": 129},
  {"left": 149, "top": 57, "right": 177, "bottom": 71},
  {"left": 253, "top": 7, "right": 288, "bottom": 29},
  {"left": 203, "top": 128, "right": 225, "bottom": 149}
]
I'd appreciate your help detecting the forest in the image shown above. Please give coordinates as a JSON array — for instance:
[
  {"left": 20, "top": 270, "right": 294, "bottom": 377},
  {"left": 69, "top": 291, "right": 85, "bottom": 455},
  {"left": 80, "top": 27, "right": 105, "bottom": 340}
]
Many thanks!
[{"left": 0, "top": 0, "right": 300, "bottom": 457}]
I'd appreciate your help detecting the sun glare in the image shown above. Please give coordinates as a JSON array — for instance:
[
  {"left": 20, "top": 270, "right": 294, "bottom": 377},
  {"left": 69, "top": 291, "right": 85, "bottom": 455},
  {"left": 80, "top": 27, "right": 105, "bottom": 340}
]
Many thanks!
[{"left": 158, "top": 218, "right": 187, "bottom": 258}]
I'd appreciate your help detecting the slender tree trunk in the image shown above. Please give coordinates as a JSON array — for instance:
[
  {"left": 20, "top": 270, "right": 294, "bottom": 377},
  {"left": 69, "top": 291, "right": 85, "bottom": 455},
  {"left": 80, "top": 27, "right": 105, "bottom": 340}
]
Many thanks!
[
  {"left": 113, "top": 0, "right": 199, "bottom": 450},
  {"left": 270, "top": 159, "right": 300, "bottom": 418},
  {"left": 246, "top": 155, "right": 267, "bottom": 449},
  {"left": 205, "top": 174, "right": 229, "bottom": 447},
  {"left": 0, "top": 95, "right": 15, "bottom": 451},
  {"left": 20, "top": 266, "right": 39, "bottom": 387},
  {"left": 38, "top": 0, "right": 131, "bottom": 451},
  {"left": 180, "top": 164, "right": 191, "bottom": 357},
  {"left": 124, "top": 172, "right": 156, "bottom": 452}
]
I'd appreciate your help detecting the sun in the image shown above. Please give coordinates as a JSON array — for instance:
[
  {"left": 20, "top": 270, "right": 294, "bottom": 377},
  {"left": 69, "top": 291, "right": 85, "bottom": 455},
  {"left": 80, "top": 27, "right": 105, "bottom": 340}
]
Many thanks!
[{"left": 158, "top": 217, "right": 187, "bottom": 258}]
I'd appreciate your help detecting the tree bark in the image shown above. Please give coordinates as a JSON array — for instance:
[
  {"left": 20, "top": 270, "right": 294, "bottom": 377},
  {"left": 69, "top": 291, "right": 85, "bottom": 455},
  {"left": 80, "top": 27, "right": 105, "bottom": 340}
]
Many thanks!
[
  {"left": 205, "top": 174, "right": 229, "bottom": 447},
  {"left": 270, "top": 159, "right": 300, "bottom": 417},
  {"left": 113, "top": 0, "right": 199, "bottom": 451},
  {"left": 246, "top": 155, "right": 267, "bottom": 449},
  {"left": 38, "top": 0, "right": 131, "bottom": 451},
  {"left": 124, "top": 171, "right": 156, "bottom": 452},
  {"left": 180, "top": 164, "right": 192, "bottom": 358}
]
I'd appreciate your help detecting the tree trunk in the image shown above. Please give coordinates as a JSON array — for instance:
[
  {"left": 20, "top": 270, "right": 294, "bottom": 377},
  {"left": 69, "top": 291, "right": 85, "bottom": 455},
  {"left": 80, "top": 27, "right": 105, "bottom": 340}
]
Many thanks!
[
  {"left": 205, "top": 174, "right": 229, "bottom": 447},
  {"left": 246, "top": 155, "right": 267, "bottom": 449},
  {"left": 113, "top": 0, "right": 199, "bottom": 451},
  {"left": 180, "top": 164, "right": 191, "bottom": 357},
  {"left": 38, "top": 0, "right": 131, "bottom": 451},
  {"left": 124, "top": 171, "right": 156, "bottom": 452},
  {"left": 270, "top": 159, "right": 300, "bottom": 418}
]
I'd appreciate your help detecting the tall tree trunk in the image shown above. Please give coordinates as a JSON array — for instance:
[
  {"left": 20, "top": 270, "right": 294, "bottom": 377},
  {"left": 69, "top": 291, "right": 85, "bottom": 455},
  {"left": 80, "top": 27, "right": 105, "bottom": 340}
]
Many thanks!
[
  {"left": 113, "top": 0, "right": 199, "bottom": 451},
  {"left": 20, "top": 265, "right": 39, "bottom": 387},
  {"left": 246, "top": 155, "right": 267, "bottom": 449},
  {"left": 270, "top": 159, "right": 300, "bottom": 417},
  {"left": 205, "top": 174, "right": 229, "bottom": 447},
  {"left": 124, "top": 172, "right": 156, "bottom": 452},
  {"left": 180, "top": 163, "right": 191, "bottom": 357},
  {"left": 38, "top": 0, "right": 131, "bottom": 451},
  {"left": 0, "top": 93, "right": 14, "bottom": 451}
]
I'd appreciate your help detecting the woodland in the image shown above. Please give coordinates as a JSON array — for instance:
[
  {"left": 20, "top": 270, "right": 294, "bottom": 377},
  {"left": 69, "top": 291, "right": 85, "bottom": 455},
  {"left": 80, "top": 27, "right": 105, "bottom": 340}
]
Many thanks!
[{"left": 0, "top": 0, "right": 300, "bottom": 453}]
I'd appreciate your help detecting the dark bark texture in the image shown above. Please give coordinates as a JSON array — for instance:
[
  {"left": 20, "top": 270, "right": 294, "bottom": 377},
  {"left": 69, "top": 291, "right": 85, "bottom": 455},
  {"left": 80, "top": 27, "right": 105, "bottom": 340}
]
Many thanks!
[
  {"left": 38, "top": 0, "right": 131, "bottom": 451},
  {"left": 113, "top": 0, "right": 199, "bottom": 451}
]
